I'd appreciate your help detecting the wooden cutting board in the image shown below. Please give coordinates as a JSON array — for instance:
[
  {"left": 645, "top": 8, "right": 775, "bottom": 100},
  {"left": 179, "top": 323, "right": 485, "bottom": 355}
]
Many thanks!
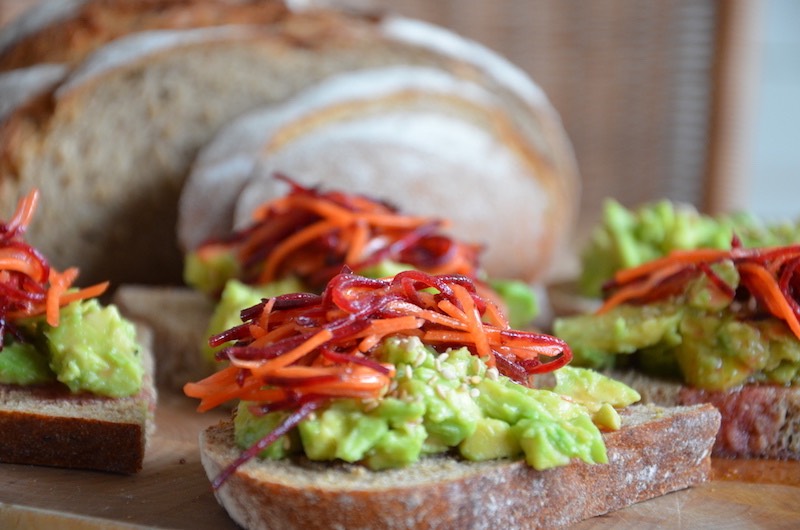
[{"left": 2, "top": 392, "right": 799, "bottom": 529}]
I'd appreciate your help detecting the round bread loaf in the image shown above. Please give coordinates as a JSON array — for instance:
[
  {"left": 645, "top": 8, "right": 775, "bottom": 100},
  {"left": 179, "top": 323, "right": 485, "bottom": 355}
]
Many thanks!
[{"left": 0, "top": 6, "right": 577, "bottom": 286}]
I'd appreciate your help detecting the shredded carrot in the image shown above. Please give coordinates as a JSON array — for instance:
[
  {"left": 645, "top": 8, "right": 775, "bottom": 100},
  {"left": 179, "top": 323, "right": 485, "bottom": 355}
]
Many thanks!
[
  {"left": 184, "top": 270, "right": 572, "bottom": 415},
  {"left": 600, "top": 240, "right": 800, "bottom": 341},
  {"left": 0, "top": 189, "right": 107, "bottom": 333},
  {"left": 738, "top": 261, "right": 800, "bottom": 339},
  {"left": 195, "top": 174, "right": 482, "bottom": 292},
  {"left": 613, "top": 248, "right": 731, "bottom": 285}
]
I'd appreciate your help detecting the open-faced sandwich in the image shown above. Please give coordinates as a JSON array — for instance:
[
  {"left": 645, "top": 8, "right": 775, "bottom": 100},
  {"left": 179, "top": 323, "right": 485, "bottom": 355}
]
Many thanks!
[
  {"left": 185, "top": 268, "right": 720, "bottom": 529},
  {"left": 555, "top": 235, "right": 800, "bottom": 460},
  {"left": 0, "top": 189, "right": 156, "bottom": 473}
]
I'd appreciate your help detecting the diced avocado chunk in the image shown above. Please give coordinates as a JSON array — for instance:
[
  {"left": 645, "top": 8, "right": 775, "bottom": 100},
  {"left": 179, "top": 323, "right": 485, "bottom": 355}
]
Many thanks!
[
  {"left": 235, "top": 335, "right": 637, "bottom": 470},
  {"left": 184, "top": 246, "right": 241, "bottom": 296},
  {"left": 0, "top": 340, "right": 55, "bottom": 385},
  {"left": 553, "top": 303, "right": 683, "bottom": 369},
  {"left": 45, "top": 300, "right": 142, "bottom": 397},
  {"left": 234, "top": 402, "right": 299, "bottom": 459},
  {"left": 460, "top": 417, "right": 520, "bottom": 460},
  {"left": 552, "top": 366, "right": 640, "bottom": 408}
]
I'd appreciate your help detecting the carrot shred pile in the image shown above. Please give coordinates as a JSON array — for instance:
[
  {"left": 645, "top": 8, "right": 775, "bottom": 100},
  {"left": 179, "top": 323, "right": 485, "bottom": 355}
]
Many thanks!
[
  {"left": 0, "top": 189, "right": 108, "bottom": 347},
  {"left": 598, "top": 237, "right": 800, "bottom": 340},
  {"left": 185, "top": 269, "right": 572, "bottom": 413},
  {"left": 185, "top": 269, "right": 571, "bottom": 488},
  {"left": 195, "top": 174, "right": 483, "bottom": 292}
]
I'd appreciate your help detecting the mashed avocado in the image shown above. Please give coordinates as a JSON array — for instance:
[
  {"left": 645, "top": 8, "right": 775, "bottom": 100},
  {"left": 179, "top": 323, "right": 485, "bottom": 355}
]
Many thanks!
[
  {"left": 234, "top": 336, "right": 639, "bottom": 470},
  {"left": 579, "top": 199, "right": 800, "bottom": 298},
  {"left": 0, "top": 299, "right": 143, "bottom": 397},
  {"left": 555, "top": 260, "right": 800, "bottom": 390}
]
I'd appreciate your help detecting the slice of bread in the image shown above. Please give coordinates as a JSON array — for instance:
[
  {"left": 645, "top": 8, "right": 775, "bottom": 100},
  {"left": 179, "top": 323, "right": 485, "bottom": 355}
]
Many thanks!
[
  {"left": 608, "top": 370, "right": 800, "bottom": 460},
  {"left": 0, "top": 0, "right": 290, "bottom": 71},
  {"left": 198, "top": 403, "right": 720, "bottom": 530},
  {"left": 0, "top": 8, "right": 577, "bottom": 287},
  {"left": 0, "top": 326, "right": 157, "bottom": 474},
  {"left": 113, "top": 284, "right": 213, "bottom": 389}
]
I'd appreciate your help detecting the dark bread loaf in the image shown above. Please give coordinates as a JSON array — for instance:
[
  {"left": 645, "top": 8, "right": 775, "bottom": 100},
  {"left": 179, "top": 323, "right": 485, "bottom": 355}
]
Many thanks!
[
  {"left": 199, "top": 403, "right": 720, "bottom": 530},
  {"left": 0, "top": 327, "right": 157, "bottom": 474}
]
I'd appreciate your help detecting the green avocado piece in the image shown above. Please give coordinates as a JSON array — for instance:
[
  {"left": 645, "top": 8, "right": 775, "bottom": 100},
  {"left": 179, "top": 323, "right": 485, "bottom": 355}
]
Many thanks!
[
  {"left": 45, "top": 299, "right": 142, "bottom": 397},
  {"left": 553, "top": 303, "right": 683, "bottom": 369},
  {"left": 234, "top": 402, "right": 299, "bottom": 459},
  {"left": 459, "top": 417, "right": 520, "bottom": 460},
  {"left": 0, "top": 340, "right": 55, "bottom": 385},
  {"left": 552, "top": 366, "right": 640, "bottom": 408},
  {"left": 184, "top": 246, "right": 241, "bottom": 296},
  {"left": 203, "top": 278, "right": 305, "bottom": 363}
]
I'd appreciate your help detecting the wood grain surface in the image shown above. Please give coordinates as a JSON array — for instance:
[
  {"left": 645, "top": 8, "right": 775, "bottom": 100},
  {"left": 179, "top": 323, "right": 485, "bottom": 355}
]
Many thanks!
[{"left": 1, "top": 391, "right": 799, "bottom": 529}]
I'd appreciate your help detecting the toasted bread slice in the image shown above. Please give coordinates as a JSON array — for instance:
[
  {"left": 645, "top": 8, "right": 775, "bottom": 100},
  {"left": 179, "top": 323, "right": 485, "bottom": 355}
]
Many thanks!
[
  {"left": 199, "top": 403, "right": 720, "bottom": 530},
  {"left": 0, "top": 326, "right": 157, "bottom": 474},
  {"left": 608, "top": 370, "right": 800, "bottom": 460}
]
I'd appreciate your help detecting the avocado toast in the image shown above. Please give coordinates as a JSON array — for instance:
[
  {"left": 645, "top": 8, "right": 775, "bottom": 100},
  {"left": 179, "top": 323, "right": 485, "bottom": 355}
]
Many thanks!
[
  {"left": 0, "top": 190, "right": 156, "bottom": 473},
  {"left": 185, "top": 269, "right": 719, "bottom": 529}
]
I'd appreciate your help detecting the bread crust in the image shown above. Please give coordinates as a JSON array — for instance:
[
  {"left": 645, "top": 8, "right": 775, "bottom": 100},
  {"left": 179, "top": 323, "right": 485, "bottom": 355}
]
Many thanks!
[
  {"left": 0, "top": 327, "right": 157, "bottom": 473},
  {"left": 0, "top": 0, "right": 290, "bottom": 72},
  {"left": 608, "top": 370, "right": 800, "bottom": 460},
  {"left": 199, "top": 403, "right": 720, "bottom": 530}
]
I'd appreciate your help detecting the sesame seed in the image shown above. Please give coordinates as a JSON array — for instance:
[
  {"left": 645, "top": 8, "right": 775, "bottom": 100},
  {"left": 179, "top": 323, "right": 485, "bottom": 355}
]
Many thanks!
[
  {"left": 435, "top": 384, "right": 449, "bottom": 400},
  {"left": 469, "top": 388, "right": 480, "bottom": 398},
  {"left": 438, "top": 352, "right": 450, "bottom": 363},
  {"left": 405, "top": 365, "right": 413, "bottom": 379},
  {"left": 486, "top": 367, "right": 500, "bottom": 381},
  {"left": 440, "top": 365, "right": 457, "bottom": 380},
  {"left": 469, "top": 375, "right": 482, "bottom": 385}
]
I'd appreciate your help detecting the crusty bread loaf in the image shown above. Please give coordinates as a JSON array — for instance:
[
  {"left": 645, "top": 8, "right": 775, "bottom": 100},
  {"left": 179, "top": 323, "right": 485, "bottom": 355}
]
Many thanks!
[
  {"left": 0, "top": 0, "right": 289, "bottom": 71},
  {"left": 179, "top": 65, "right": 569, "bottom": 281},
  {"left": 198, "top": 403, "right": 720, "bottom": 530},
  {"left": 0, "top": 326, "right": 157, "bottom": 474},
  {"left": 608, "top": 370, "right": 800, "bottom": 460},
  {"left": 0, "top": 7, "right": 577, "bottom": 287}
]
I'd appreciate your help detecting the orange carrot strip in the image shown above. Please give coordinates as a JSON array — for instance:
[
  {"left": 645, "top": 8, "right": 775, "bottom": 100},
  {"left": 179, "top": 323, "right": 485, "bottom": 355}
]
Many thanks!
[
  {"left": 251, "top": 328, "right": 334, "bottom": 376},
  {"left": 614, "top": 248, "right": 730, "bottom": 285},
  {"left": 453, "top": 284, "right": 491, "bottom": 359},
  {"left": 344, "top": 219, "right": 370, "bottom": 264},
  {"left": 258, "top": 220, "right": 341, "bottom": 283},
  {"left": 597, "top": 263, "right": 687, "bottom": 315},
  {"left": 6, "top": 189, "right": 39, "bottom": 233},
  {"left": 738, "top": 262, "right": 800, "bottom": 340}
]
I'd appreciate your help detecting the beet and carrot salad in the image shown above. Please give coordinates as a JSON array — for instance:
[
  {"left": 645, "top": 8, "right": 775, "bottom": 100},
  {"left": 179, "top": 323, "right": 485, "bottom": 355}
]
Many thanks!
[
  {"left": 598, "top": 236, "right": 800, "bottom": 340},
  {"left": 0, "top": 189, "right": 107, "bottom": 346},
  {"left": 192, "top": 174, "right": 483, "bottom": 292}
]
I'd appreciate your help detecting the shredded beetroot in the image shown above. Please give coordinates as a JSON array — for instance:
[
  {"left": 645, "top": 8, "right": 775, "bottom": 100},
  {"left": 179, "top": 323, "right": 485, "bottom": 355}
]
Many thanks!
[
  {"left": 194, "top": 174, "right": 483, "bottom": 292},
  {"left": 600, "top": 237, "right": 800, "bottom": 340},
  {"left": 185, "top": 269, "right": 572, "bottom": 487},
  {"left": 0, "top": 190, "right": 108, "bottom": 347}
]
